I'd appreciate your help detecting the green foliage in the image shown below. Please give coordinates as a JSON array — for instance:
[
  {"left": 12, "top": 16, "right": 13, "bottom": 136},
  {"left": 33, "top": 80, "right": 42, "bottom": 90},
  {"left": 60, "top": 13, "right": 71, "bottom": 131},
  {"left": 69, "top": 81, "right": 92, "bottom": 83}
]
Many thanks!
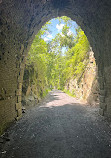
[
  {"left": 25, "top": 16, "right": 90, "bottom": 98},
  {"left": 64, "top": 27, "right": 90, "bottom": 79},
  {"left": 63, "top": 89, "right": 76, "bottom": 98},
  {"left": 26, "top": 28, "right": 48, "bottom": 98}
]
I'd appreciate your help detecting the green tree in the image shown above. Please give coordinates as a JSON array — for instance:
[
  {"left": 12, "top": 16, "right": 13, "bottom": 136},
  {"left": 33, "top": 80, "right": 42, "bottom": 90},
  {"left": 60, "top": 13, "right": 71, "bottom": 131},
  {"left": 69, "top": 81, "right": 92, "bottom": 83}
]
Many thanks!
[{"left": 25, "top": 16, "right": 90, "bottom": 98}]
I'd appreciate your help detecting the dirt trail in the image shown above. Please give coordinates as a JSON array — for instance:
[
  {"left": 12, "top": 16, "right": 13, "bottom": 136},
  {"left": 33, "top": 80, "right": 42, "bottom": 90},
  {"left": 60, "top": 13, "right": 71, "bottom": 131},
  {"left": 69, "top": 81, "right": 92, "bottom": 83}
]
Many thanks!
[{"left": 1, "top": 90, "right": 111, "bottom": 158}]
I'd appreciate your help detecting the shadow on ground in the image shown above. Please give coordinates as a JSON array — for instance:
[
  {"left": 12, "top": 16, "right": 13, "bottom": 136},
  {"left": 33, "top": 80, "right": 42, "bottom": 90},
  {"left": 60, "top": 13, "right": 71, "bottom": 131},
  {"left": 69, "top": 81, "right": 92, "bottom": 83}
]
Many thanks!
[{"left": 1, "top": 91, "right": 111, "bottom": 158}]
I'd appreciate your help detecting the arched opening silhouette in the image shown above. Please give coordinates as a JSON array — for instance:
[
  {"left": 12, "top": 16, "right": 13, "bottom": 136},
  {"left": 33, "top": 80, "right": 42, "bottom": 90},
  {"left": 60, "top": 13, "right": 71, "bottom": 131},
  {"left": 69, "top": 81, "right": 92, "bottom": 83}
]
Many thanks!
[{"left": 22, "top": 16, "right": 99, "bottom": 108}]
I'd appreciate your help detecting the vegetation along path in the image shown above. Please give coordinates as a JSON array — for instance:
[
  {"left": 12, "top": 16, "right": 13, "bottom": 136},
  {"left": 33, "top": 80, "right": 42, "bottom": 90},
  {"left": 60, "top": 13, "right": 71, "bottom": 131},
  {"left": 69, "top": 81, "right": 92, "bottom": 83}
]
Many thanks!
[{"left": 1, "top": 90, "right": 111, "bottom": 158}]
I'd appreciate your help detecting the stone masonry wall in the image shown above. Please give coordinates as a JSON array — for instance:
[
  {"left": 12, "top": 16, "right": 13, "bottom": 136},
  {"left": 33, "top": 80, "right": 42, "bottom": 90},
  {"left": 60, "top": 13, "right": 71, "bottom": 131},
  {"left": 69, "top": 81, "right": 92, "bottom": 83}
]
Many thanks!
[{"left": 0, "top": 0, "right": 111, "bottom": 133}]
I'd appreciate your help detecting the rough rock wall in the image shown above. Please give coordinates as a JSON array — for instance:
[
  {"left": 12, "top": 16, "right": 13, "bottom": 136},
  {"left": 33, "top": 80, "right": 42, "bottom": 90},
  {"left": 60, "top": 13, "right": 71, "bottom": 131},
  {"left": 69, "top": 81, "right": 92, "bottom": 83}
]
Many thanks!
[
  {"left": 65, "top": 51, "right": 99, "bottom": 105},
  {"left": 22, "top": 68, "right": 41, "bottom": 108},
  {"left": 0, "top": 0, "right": 111, "bottom": 133}
]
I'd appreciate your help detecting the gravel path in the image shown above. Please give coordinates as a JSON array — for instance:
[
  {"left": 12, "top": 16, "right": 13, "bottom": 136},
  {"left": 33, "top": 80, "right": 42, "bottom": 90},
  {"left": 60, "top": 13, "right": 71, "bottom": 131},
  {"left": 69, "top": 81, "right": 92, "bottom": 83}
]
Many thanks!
[{"left": 1, "top": 90, "right": 111, "bottom": 158}]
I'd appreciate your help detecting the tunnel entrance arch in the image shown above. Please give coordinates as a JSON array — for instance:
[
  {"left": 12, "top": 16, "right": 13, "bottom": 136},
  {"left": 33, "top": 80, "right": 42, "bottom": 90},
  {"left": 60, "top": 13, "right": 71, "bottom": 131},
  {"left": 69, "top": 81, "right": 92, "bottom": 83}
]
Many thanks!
[
  {"left": 0, "top": 0, "right": 111, "bottom": 133},
  {"left": 23, "top": 16, "right": 98, "bottom": 106}
]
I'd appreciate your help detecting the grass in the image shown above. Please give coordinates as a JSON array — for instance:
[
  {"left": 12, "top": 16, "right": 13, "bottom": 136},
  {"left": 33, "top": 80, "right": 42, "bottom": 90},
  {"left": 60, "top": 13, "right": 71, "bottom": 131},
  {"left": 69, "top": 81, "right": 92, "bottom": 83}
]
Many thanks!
[
  {"left": 42, "top": 88, "right": 51, "bottom": 98},
  {"left": 63, "top": 89, "right": 76, "bottom": 98}
]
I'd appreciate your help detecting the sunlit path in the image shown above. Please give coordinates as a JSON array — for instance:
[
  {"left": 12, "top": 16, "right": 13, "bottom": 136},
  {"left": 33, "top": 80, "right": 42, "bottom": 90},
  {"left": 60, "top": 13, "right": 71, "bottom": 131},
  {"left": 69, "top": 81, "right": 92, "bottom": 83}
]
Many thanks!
[{"left": 1, "top": 90, "right": 111, "bottom": 158}]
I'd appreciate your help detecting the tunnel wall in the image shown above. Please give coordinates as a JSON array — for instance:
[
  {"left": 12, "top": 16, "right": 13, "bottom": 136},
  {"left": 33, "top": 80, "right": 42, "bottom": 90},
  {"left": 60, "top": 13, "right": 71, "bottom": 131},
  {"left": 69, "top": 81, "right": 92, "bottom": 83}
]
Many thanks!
[{"left": 0, "top": 0, "right": 111, "bottom": 133}]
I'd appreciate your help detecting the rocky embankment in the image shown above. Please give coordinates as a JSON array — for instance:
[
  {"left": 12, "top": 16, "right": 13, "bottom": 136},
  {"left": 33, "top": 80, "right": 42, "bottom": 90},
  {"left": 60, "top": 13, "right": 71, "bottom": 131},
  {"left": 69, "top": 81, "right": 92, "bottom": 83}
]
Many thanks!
[{"left": 65, "top": 51, "right": 99, "bottom": 105}]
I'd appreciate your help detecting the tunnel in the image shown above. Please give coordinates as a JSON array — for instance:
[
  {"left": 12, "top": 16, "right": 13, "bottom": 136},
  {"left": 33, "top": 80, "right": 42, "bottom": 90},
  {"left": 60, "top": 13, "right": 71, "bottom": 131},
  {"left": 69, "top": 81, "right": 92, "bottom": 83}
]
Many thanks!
[{"left": 0, "top": 0, "right": 111, "bottom": 133}]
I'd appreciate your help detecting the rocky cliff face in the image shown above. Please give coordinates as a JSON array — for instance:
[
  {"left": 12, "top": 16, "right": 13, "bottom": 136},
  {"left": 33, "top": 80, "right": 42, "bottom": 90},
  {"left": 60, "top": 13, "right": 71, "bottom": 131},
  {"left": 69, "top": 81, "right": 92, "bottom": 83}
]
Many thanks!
[
  {"left": 22, "top": 68, "right": 42, "bottom": 108},
  {"left": 65, "top": 51, "right": 99, "bottom": 105}
]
